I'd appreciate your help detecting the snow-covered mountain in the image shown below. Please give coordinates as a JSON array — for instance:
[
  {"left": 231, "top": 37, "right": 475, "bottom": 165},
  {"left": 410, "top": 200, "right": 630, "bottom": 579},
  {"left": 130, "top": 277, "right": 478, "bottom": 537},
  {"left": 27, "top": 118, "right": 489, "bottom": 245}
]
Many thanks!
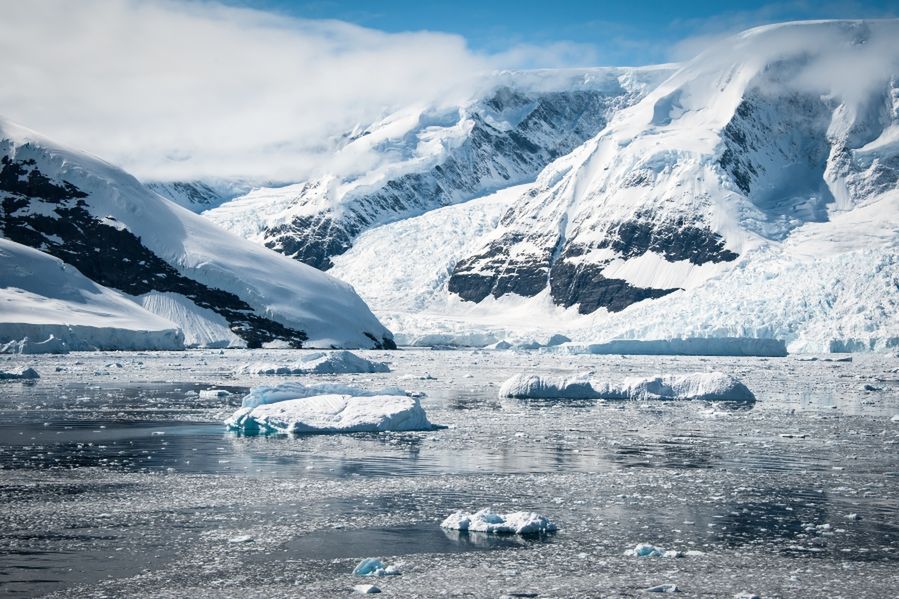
[
  {"left": 330, "top": 20, "right": 899, "bottom": 353},
  {"left": 0, "top": 237, "right": 183, "bottom": 352},
  {"left": 0, "top": 119, "right": 394, "bottom": 350},
  {"left": 204, "top": 66, "right": 675, "bottom": 269},
  {"left": 144, "top": 180, "right": 254, "bottom": 212}
]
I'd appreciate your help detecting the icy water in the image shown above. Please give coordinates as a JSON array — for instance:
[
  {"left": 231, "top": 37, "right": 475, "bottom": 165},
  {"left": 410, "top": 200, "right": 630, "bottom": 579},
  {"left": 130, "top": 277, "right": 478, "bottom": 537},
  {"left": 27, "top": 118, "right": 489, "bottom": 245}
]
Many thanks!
[{"left": 0, "top": 350, "right": 898, "bottom": 598}]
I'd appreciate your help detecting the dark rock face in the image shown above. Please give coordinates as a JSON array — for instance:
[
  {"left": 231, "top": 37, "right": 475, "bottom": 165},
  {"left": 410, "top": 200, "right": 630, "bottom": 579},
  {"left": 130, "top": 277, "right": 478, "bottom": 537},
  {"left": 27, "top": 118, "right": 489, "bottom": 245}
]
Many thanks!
[
  {"left": 259, "top": 87, "right": 641, "bottom": 270},
  {"left": 447, "top": 216, "right": 737, "bottom": 314},
  {"left": 0, "top": 156, "right": 308, "bottom": 348}
]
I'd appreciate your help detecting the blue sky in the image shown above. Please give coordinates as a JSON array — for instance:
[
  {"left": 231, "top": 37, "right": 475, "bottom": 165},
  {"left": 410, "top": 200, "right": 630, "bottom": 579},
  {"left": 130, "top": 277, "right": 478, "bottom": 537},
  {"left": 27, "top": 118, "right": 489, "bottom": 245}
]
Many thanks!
[{"left": 225, "top": 0, "right": 898, "bottom": 65}]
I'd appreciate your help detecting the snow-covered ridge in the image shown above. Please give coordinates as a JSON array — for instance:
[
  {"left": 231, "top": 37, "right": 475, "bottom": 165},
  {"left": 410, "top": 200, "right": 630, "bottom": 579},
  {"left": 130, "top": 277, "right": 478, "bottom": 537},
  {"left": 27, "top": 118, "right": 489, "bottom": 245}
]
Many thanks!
[
  {"left": 204, "top": 65, "right": 676, "bottom": 269},
  {"left": 328, "top": 19, "right": 899, "bottom": 354},
  {"left": 0, "top": 118, "right": 393, "bottom": 349}
]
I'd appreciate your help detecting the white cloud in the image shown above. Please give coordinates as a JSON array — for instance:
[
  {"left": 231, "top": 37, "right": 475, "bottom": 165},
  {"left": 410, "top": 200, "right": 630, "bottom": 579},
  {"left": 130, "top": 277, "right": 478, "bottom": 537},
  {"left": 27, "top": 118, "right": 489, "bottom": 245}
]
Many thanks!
[{"left": 0, "top": 0, "right": 499, "bottom": 181}]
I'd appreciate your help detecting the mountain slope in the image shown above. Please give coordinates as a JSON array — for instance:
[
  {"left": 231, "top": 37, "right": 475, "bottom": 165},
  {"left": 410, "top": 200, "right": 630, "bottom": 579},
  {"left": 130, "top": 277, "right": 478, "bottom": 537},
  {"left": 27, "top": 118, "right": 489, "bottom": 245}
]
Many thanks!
[
  {"left": 0, "top": 119, "right": 394, "bottom": 349},
  {"left": 204, "top": 66, "right": 676, "bottom": 269},
  {"left": 332, "top": 20, "right": 899, "bottom": 353},
  {"left": 0, "top": 237, "right": 183, "bottom": 352}
]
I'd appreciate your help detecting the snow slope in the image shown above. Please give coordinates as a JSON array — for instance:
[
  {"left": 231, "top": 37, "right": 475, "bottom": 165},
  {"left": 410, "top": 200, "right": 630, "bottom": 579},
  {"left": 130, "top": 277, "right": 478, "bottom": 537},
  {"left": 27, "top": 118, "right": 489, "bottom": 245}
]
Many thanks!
[
  {"left": 330, "top": 20, "right": 899, "bottom": 353},
  {"left": 0, "top": 119, "right": 393, "bottom": 349},
  {"left": 205, "top": 66, "right": 675, "bottom": 269},
  {"left": 0, "top": 238, "right": 183, "bottom": 351}
]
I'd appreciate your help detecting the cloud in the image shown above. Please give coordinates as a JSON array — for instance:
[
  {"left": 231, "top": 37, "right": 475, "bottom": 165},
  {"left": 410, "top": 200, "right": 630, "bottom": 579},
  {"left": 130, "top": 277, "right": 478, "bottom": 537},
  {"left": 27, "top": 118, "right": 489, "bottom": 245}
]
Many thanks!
[{"left": 0, "top": 0, "right": 499, "bottom": 181}]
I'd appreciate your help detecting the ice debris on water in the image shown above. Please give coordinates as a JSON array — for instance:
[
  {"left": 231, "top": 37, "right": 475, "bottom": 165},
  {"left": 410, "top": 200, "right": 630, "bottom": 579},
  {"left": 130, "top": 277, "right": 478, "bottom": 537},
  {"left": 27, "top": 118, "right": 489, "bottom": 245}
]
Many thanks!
[
  {"left": 226, "top": 382, "right": 433, "bottom": 434},
  {"left": 499, "top": 372, "right": 755, "bottom": 402},
  {"left": 227, "top": 535, "right": 253, "bottom": 544},
  {"left": 733, "top": 592, "right": 760, "bottom": 599},
  {"left": 353, "top": 584, "right": 381, "bottom": 594},
  {"left": 645, "top": 583, "right": 679, "bottom": 593},
  {"left": 353, "top": 558, "right": 400, "bottom": 577},
  {"left": 199, "top": 388, "right": 231, "bottom": 399},
  {"left": 440, "top": 508, "right": 557, "bottom": 535},
  {"left": 625, "top": 544, "right": 687, "bottom": 558},
  {"left": 0, "top": 367, "right": 39, "bottom": 380},
  {"left": 237, "top": 351, "right": 389, "bottom": 375}
]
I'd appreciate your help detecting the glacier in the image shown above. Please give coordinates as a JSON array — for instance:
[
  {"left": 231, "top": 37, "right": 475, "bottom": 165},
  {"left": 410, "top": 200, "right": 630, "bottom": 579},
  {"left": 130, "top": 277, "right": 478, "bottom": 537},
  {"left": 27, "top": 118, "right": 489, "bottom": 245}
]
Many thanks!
[{"left": 325, "top": 20, "right": 899, "bottom": 354}]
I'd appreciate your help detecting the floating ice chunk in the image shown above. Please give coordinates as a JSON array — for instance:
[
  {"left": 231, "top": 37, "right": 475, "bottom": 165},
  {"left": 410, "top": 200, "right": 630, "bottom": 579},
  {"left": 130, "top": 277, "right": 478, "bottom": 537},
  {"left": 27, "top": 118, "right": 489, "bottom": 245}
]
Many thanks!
[
  {"left": 353, "top": 584, "right": 381, "bottom": 594},
  {"left": 500, "top": 372, "right": 754, "bottom": 402},
  {"left": 199, "top": 389, "right": 231, "bottom": 399},
  {"left": 440, "top": 508, "right": 557, "bottom": 535},
  {"left": 0, "top": 367, "right": 40, "bottom": 380},
  {"left": 499, "top": 374, "right": 597, "bottom": 399},
  {"left": 226, "top": 392, "right": 433, "bottom": 434},
  {"left": 353, "top": 558, "right": 401, "bottom": 577},
  {"left": 625, "top": 543, "right": 666, "bottom": 557},
  {"left": 239, "top": 382, "right": 407, "bottom": 409},
  {"left": 227, "top": 535, "right": 253, "bottom": 544},
  {"left": 645, "top": 583, "right": 679, "bottom": 593},
  {"left": 733, "top": 592, "right": 760, "bottom": 599},
  {"left": 862, "top": 383, "right": 882, "bottom": 392},
  {"left": 662, "top": 550, "right": 684, "bottom": 558},
  {"left": 237, "top": 351, "right": 389, "bottom": 375},
  {"left": 891, "top": 415, "right": 899, "bottom": 423}
]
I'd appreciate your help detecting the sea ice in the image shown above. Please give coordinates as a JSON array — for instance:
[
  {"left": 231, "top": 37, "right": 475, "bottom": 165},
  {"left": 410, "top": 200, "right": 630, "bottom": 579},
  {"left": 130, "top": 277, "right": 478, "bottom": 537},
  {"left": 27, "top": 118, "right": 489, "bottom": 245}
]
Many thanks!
[
  {"left": 0, "top": 367, "right": 40, "bottom": 380},
  {"left": 199, "top": 389, "right": 232, "bottom": 399},
  {"left": 237, "top": 350, "right": 390, "bottom": 375},
  {"left": 440, "top": 508, "right": 557, "bottom": 535},
  {"left": 499, "top": 372, "right": 755, "bottom": 402}
]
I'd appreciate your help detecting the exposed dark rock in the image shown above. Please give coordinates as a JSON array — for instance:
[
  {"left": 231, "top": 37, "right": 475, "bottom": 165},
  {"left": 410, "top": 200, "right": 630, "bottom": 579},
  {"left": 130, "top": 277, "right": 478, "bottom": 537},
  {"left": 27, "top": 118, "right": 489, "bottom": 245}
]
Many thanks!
[{"left": 549, "top": 259, "right": 677, "bottom": 314}]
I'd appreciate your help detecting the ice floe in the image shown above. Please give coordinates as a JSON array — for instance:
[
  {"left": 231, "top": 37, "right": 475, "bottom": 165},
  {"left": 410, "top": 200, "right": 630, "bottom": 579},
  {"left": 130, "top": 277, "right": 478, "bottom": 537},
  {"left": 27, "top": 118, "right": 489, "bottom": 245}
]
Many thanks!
[
  {"left": 225, "top": 382, "right": 433, "bottom": 434},
  {"left": 499, "top": 372, "right": 755, "bottom": 402},
  {"left": 236, "top": 351, "right": 389, "bottom": 375},
  {"left": 352, "top": 558, "right": 401, "bottom": 577},
  {"left": 0, "top": 367, "right": 39, "bottom": 380},
  {"left": 440, "top": 508, "right": 557, "bottom": 535},
  {"left": 199, "top": 389, "right": 232, "bottom": 399}
]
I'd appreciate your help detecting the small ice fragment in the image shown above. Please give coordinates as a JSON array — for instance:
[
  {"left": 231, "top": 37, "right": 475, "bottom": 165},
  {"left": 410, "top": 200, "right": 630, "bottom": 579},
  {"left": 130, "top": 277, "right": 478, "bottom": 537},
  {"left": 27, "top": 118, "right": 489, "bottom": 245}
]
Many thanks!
[
  {"left": 662, "top": 550, "right": 683, "bottom": 558},
  {"left": 353, "top": 558, "right": 400, "bottom": 577},
  {"left": 845, "top": 513, "right": 862, "bottom": 520},
  {"left": 199, "top": 389, "right": 231, "bottom": 399},
  {"left": 890, "top": 415, "right": 899, "bottom": 422},
  {"left": 354, "top": 584, "right": 381, "bottom": 594},
  {"left": 440, "top": 508, "right": 556, "bottom": 535},
  {"left": 733, "top": 593, "right": 760, "bottom": 599},
  {"left": 626, "top": 543, "right": 665, "bottom": 557},
  {"left": 645, "top": 583, "right": 679, "bottom": 593},
  {"left": 227, "top": 535, "right": 253, "bottom": 544},
  {"left": 862, "top": 384, "right": 881, "bottom": 392}
]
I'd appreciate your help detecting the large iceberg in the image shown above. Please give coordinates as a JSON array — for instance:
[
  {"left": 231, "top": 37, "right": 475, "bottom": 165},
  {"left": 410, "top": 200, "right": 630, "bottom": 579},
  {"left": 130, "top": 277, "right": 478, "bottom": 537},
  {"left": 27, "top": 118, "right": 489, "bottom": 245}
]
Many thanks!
[
  {"left": 440, "top": 508, "right": 557, "bottom": 535},
  {"left": 499, "top": 372, "right": 755, "bottom": 402},
  {"left": 237, "top": 351, "right": 389, "bottom": 375},
  {"left": 225, "top": 382, "right": 433, "bottom": 434}
]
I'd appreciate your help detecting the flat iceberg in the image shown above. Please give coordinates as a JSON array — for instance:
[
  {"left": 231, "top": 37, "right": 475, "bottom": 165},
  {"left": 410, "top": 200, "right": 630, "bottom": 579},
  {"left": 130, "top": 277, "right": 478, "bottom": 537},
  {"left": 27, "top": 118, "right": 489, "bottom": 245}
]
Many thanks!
[
  {"left": 237, "top": 351, "right": 390, "bottom": 375},
  {"left": 225, "top": 382, "right": 433, "bottom": 434},
  {"left": 499, "top": 372, "right": 755, "bottom": 402},
  {"left": 0, "top": 367, "right": 39, "bottom": 380},
  {"left": 440, "top": 508, "right": 557, "bottom": 535}
]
